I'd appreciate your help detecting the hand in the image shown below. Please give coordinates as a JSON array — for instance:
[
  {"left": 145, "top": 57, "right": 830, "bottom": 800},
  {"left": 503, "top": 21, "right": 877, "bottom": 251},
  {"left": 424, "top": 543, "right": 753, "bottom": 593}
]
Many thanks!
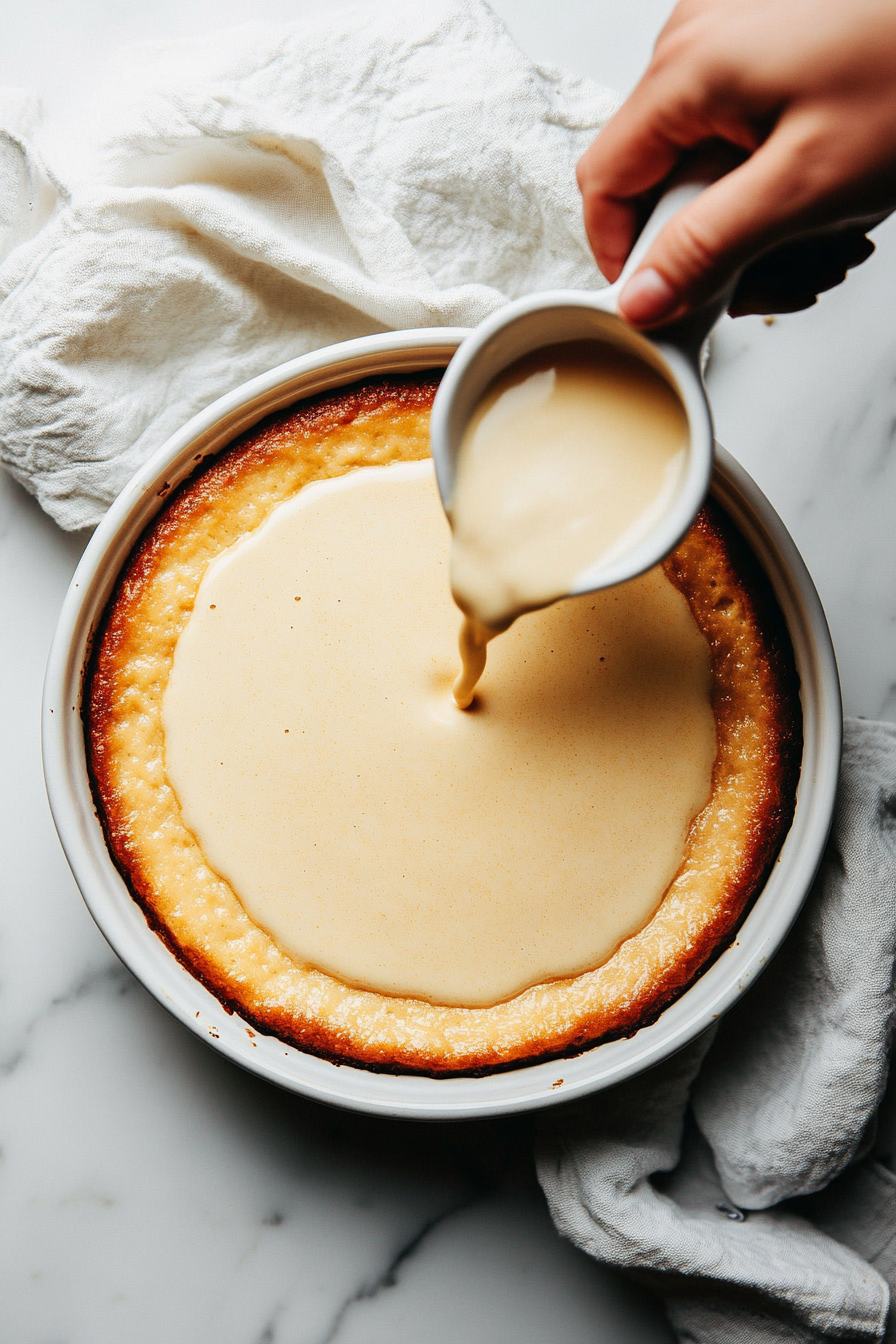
[{"left": 577, "top": 0, "right": 896, "bottom": 326}]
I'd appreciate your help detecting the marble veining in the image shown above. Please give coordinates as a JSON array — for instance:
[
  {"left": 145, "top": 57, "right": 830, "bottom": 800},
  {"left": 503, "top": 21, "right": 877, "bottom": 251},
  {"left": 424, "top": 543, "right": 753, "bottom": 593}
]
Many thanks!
[
  {"left": 3, "top": 1, "right": 896, "bottom": 1340},
  {"left": 0, "top": 964, "right": 131, "bottom": 1078},
  {"left": 317, "top": 1194, "right": 488, "bottom": 1343}
]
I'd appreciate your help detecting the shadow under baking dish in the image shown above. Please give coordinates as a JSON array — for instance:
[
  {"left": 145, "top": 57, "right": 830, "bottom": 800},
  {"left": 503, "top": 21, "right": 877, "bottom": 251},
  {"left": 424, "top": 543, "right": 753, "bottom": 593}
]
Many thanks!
[{"left": 42, "top": 329, "right": 841, "bottom": 1120}]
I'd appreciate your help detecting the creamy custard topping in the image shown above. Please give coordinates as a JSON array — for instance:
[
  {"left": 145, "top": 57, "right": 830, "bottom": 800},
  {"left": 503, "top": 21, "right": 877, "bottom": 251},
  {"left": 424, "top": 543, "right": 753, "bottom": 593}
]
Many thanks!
[
  {"left": 162, "top": 459, "right": 716, "bottom": 1008},
  {"left": 449, "top": 340, "right": 689, "bottom": 703},
  {"left": 452, "top": 615, "right": 498, "bottom": 710}
]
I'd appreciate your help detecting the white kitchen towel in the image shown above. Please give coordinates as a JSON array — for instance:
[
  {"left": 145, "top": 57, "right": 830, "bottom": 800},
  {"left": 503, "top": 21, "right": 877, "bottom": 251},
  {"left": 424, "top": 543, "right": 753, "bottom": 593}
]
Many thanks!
[
  {"left": 0, "top": 0, "right": 615, "bottom": 530},
  {"left": 539, "top": 716, "right": 896, "bottom": 1343}
]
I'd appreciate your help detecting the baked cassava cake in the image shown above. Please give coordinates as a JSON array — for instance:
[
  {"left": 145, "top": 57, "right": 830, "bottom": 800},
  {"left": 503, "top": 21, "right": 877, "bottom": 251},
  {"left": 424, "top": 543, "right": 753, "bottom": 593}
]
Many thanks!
[{"left": 85, "top": 371, "right": 801, "bottom": 1075}]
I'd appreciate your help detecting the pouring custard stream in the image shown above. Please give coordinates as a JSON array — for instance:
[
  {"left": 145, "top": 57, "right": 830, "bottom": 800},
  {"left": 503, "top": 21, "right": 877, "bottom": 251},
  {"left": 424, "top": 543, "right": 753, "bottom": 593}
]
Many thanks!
[{"left": 449, "top": 339, "right": 690, "bottom": 708}]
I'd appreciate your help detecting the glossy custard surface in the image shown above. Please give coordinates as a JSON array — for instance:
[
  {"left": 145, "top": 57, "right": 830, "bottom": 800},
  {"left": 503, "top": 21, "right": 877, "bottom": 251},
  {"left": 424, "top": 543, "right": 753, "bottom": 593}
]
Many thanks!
[{"left": 162, "top": 461, "right": 716, "bottom": 1007}]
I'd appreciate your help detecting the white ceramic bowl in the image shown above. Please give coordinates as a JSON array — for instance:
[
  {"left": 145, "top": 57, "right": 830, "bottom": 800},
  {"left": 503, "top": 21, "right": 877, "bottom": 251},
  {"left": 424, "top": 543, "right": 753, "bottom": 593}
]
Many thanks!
[{"left": 42, "top": 329, "right": 841, "bottom": 1120}]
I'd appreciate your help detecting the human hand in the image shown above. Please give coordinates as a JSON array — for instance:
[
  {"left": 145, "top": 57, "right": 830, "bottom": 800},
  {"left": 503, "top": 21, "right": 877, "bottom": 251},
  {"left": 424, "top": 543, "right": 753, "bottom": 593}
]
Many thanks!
[{"left": 577, "top": 0, "right": 896, "bottom": 326}]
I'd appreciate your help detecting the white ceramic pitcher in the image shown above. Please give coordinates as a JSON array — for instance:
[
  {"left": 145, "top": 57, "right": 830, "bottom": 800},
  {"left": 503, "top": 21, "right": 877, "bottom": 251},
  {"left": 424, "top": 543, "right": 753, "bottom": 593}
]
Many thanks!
[{"left": 429, "top": 175, "right": 733, "bottom": 603}]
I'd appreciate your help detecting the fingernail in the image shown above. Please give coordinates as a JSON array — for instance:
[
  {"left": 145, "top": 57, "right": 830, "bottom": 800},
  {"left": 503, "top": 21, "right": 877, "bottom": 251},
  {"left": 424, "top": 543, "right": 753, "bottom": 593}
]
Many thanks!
[{"left": 619, "top": 267, "right": 677, "bottom": 326}]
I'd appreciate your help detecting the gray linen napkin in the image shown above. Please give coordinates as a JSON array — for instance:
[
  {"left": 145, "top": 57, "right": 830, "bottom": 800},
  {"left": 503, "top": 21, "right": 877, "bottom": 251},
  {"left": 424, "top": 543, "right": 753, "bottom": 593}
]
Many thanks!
[{"left": 538, "top": 717, "right": 896, "bottom": 1343}]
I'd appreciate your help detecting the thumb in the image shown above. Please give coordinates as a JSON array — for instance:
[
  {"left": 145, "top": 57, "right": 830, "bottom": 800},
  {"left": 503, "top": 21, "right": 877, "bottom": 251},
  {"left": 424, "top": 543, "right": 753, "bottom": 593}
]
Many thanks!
[{"left": 618, "top": 117, "right": 831, "bottom": 327}]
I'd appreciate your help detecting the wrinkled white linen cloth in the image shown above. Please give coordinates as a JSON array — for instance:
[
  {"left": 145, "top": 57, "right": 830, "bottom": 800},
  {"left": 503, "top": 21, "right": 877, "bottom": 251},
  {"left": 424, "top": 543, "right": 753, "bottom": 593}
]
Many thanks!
[
  {"left": 539, "top": 717, "right": 896, "bottom": 1343},
  {"left": 0, "top": 0, "right": 615, "bottom": 530}
]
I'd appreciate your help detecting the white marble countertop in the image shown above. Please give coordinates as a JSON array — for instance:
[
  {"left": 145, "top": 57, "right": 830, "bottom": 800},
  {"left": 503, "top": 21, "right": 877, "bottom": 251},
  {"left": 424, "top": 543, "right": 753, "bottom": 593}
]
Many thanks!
[{"left": 3, "top": 3, "right": 896, "bottom": 1341}]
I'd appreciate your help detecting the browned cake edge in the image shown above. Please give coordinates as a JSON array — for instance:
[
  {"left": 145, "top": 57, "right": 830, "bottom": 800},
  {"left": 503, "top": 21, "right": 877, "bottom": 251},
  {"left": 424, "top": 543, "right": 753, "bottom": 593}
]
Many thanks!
[
  {"left": 625, "top": 502, "right": 803, "bottom": 1040},
  {"left": 85, "top": 372, "right": 802, "bottom": 1076}
]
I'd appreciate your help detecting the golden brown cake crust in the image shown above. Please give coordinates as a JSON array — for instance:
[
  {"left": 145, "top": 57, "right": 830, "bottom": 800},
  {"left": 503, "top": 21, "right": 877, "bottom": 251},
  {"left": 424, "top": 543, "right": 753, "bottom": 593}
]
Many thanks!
[{"left": 85, "top": 372, "right": 802, "bottom": 1075}]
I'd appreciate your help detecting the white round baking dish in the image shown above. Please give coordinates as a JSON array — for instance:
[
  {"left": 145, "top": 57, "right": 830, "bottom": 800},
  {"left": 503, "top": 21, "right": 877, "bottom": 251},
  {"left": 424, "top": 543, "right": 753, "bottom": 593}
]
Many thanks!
[{"left": 42, "top": 328, "right": 841, "bottom": 1120}]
